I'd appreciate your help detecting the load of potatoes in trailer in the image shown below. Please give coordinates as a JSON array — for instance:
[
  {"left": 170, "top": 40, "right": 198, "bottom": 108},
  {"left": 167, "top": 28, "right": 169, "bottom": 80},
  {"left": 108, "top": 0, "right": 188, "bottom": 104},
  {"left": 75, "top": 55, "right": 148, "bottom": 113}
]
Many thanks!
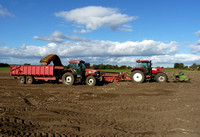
[{"left": 10, "top": 54, "right": 183, "bottom": 86}]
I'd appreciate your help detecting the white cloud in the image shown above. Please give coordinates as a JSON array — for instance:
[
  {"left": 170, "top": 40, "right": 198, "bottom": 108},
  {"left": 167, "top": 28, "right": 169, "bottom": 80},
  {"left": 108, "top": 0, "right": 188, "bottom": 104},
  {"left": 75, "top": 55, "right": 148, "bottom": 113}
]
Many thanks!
[
  {"left": 188, "top": 31, "right": 200, "bottom": 53},
  {"left": 33, "top": 31, "right": 90, "bottom": 42},
  {"left": 149, "top": 54, "right": 200, "bottom": 63},
  {"left": 0, "top": 43, "right": 58, "bottom": 58},
  {"left": 189, "top": 40, "right": 200, "bottom": 53},
  {"left": 1, "top": 36, "right": 178, "bottom": 58},
  {"left": 195, "top": 30, "right": 200, "bottom": 37},
  {"left": 1, "top": 32, "right": 186, "bottom": 66},
  {"left": 0, "top": 39, "right": 180, "bottom": 66},
  {"left": 0, "top": 42, "right": 5, "bottom": 45},
  {"left": 55, "top": 6, "right": 135, "bottom": 33},
  {"left": 32, "top": 31, "right": 178, "bottom": 57},
  {"left": 105, "top": 40, "right": 178, "bottom": 56},
  {"left": 103, "top": 54, "right": 200, "bottom": 67},
  {"left": 33, "top": 35, "right": 64, "bottom": 43},
  {"left": 0, "top": 5, "right": 15, "bottom": 18},
  {"left": 1, "top": 34, "right": 199, "bottom": 67}
]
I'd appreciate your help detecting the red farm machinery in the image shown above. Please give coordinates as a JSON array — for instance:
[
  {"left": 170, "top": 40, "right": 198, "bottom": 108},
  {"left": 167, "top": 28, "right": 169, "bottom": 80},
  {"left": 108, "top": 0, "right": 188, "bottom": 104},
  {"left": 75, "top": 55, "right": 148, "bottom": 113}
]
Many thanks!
[
  {"left": 10, "top": 54, "right": 168, "bottom": 86},
  {"left": 130, "top": 60, "right": 168, "bottom": 83}
]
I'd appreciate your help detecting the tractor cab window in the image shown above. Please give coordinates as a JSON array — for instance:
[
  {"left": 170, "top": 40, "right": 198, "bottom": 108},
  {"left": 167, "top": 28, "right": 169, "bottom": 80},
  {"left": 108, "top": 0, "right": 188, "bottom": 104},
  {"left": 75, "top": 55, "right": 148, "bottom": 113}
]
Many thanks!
[
  {"left": 136, "top": 62, "right": 142, "bottom": 67},
  {"left": 136, "top": 62, "right": 149, "bottom": 73},
  {"left": 69, "top": 63, "right": 82, "bottom": 77},
  {"left": 142, "top": 62, "right": 148, "bottom": 68},
  {"left": 136, "top": 62, "right": 148, "bottom": 68},
  {"left": 69, "top": 63, "right": 79, "bottom": 69}
]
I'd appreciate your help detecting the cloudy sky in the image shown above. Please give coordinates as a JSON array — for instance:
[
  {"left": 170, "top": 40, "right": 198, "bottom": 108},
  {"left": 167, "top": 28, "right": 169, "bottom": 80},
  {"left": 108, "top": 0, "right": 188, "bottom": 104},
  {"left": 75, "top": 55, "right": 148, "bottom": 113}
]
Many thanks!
[{"left": 0, "top": 0, "right": 200, "bottom": 67}]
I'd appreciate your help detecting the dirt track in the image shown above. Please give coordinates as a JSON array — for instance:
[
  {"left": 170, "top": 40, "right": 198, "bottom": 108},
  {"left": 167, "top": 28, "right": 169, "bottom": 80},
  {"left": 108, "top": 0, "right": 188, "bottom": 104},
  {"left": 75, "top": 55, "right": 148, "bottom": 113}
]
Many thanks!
[{"left": 0, "top": 70, "right": 200, "bottom": 137}]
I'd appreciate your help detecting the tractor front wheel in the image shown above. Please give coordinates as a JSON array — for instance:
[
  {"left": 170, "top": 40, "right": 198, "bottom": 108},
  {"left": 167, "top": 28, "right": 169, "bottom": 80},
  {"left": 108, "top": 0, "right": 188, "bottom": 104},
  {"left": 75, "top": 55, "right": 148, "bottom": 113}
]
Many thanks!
[
  {"left": 62, "top": 72, "right": 75, "bottom": 85},
  {"left": 131, "top": 70, "right": 145, "bottom": 83},
  {"left": 155, "top": 73, "right": 168, "bottom": 82},
  {"left": 86, "top": 76, "right": 96, "bottom": 86}
]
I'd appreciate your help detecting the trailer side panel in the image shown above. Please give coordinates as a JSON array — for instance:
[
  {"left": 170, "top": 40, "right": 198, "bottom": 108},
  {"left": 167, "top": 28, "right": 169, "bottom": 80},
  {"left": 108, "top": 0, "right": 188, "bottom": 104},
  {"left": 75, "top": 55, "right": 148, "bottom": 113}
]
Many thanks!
[{"left": 10, "top": 65, "right": 54, "bottom": 76}]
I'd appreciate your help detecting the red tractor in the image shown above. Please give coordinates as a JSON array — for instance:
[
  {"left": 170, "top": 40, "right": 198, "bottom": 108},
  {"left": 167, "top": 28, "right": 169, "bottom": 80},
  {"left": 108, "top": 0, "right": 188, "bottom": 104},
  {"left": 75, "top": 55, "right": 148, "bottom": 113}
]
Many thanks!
[
  {"left": 130, "top": 60, "right": 168, "bottom": 83},
  {"left": 62, "top": 60, "right": 103, "bottom": 86}
]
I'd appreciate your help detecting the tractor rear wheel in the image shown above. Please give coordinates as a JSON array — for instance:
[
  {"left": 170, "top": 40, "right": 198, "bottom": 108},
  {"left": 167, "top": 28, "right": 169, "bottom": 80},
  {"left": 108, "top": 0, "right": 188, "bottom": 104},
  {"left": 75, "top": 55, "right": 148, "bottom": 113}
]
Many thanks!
[
  {"left": 26, "top": 76, "right": 34, "bottom": 84},
  {"left": 18, "top": 76, "right": 26, "bottom": 84},
  {"left": 86, "top": 76, "right": 96, "bottom": 86},
  {"left": 155, "top": 73, "right": 168, "bottom": 82},
  {"left": 131, "top": 70, "right": 145, "bottom": 83},
  {"left": 62, "top": 72, "right": 75, "bottom": 85}
]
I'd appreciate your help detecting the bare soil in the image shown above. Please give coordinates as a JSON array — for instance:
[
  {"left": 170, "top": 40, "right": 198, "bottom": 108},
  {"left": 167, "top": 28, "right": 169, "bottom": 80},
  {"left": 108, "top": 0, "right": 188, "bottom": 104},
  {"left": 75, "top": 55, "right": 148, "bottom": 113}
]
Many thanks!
[{"left": 0, "top": 70, "right": 200, "bottom": 137}]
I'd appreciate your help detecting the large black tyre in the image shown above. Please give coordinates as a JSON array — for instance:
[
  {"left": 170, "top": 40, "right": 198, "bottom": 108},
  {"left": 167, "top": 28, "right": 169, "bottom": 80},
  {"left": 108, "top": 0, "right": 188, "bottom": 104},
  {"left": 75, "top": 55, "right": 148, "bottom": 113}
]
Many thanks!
[
  {"left": 62, "top": 72, "right": 75, "bottom": 85},
  {"left": 131, "top": 70, "right": 145, "bottom": 83},
  {"left": 86, "top": 76, "right": 96, "bottom": 86},
  {"left": 26, "top": 76, "right": 34, "bottom": 84},
  {"left": 18, "top": 76, "right": 26, "bottom": 84},
  {"left": 155, "top": 72, "right": 168, "bottom": 82}
]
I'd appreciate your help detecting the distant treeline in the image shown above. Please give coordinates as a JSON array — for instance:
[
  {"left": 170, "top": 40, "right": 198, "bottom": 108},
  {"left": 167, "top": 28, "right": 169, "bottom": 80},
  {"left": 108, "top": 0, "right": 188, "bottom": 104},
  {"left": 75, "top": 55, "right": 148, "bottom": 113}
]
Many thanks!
[
  {"left": 174, "top": 63, "right": 200, "bottom": 70},
  {"left": 0, "top": 63, "right": 10, "bottom": 67},
  {"left": 0, "top": 63, "right": 31, "bottom": 67},
  {"left": 78, "top": 63, "right": 132, "bottom": 69}
]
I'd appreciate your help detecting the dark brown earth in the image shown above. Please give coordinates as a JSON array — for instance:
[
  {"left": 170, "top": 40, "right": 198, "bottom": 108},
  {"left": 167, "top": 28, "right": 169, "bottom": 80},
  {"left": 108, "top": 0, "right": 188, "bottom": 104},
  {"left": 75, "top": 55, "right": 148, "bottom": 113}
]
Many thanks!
[{"left": 0, "top": 70, "right": 200, "bottom": 137}]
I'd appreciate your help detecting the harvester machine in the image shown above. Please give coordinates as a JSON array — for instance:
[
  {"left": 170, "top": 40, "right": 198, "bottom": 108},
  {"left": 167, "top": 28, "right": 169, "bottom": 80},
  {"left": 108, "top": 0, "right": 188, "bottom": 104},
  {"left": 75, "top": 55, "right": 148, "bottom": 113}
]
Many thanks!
[{"left": 171, "top": 71, "right": 190, "bottom": 82}]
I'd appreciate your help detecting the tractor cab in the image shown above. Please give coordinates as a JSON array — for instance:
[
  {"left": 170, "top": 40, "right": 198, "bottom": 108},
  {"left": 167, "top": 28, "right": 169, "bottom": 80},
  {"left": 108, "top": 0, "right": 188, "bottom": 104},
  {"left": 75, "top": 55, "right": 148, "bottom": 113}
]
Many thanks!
[
  {"left": 135, "top": 60, "right": 151, "bottom": 74},
  {"left": 69, "top": 60, "right": 85, "bottom": 78}
]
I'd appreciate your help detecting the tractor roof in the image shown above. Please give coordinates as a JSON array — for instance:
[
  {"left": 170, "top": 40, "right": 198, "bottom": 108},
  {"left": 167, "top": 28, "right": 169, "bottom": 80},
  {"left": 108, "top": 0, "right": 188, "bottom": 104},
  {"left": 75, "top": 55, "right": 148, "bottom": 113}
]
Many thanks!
[
  {"left": 136, "top": 60, "right": 150, "bottom": 63},
  {"left": 69, "top": 60, "right": 85, "bottom": 63}
]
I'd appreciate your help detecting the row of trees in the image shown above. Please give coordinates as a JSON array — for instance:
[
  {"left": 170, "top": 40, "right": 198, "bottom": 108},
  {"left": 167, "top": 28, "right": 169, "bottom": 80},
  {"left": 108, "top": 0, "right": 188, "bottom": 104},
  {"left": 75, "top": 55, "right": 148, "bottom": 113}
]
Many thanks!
[
  {"left": 0, "top": 63, "right": 31, "bottom": 67},
  {"left": 0, "top": 63, "right": 9, "bottom": 67},
  {"left": 174, "top": 63, "right": 200, "bottom": 70}
]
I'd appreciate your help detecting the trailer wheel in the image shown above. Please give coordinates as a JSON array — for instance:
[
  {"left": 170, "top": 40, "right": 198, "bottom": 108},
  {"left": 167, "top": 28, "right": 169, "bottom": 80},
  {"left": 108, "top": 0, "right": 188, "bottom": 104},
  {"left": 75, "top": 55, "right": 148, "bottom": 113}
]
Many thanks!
[
  {"left": 18, "top": 76, "right": 26, "bottom": 84},
  {"left": 86, "top": 76, "right": 96, "bottom": 86},
  {"left": 155, "top": 73, "right": 168, "bottom": 82},
  {"left": 131, "top": 70, "right": 145, "bottom": 83},
  {"left": 62, "top": 72, "right": 75, "bottom": 85},
  {"left": 26, "top": 76, "right": 34, "bottom": 84}
]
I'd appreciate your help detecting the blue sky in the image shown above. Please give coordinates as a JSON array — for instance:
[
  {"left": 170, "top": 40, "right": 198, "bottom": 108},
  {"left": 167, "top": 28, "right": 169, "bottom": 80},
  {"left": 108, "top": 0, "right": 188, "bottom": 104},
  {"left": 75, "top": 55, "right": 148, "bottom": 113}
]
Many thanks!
[{"left": 0, "top": 0, "right": 200, "bottom": 67}]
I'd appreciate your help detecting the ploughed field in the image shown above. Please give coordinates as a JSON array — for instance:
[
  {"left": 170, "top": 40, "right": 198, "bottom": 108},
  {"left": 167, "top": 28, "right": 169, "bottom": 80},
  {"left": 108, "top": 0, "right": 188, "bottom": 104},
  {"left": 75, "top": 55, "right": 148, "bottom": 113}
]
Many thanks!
[{"left": 0, "top": 70, "right": 200, "bottom": 137}]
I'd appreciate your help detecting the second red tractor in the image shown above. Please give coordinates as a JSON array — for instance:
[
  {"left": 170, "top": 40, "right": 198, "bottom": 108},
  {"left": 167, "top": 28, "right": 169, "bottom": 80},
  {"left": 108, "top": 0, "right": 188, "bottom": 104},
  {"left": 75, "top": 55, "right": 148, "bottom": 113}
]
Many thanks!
[{"left": 130, "top": 60, "right": 168, "bottom": 83}]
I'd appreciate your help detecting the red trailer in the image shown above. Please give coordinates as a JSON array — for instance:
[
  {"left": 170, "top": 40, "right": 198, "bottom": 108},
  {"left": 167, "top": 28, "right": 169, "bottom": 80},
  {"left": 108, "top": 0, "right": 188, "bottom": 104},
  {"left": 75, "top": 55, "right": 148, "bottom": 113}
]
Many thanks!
[
  {"left": 10, "top": 65, "right": 64, "bottom": 84},
  {"left": 10, "top": 54, "right": 64, "bottom": 84}
]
